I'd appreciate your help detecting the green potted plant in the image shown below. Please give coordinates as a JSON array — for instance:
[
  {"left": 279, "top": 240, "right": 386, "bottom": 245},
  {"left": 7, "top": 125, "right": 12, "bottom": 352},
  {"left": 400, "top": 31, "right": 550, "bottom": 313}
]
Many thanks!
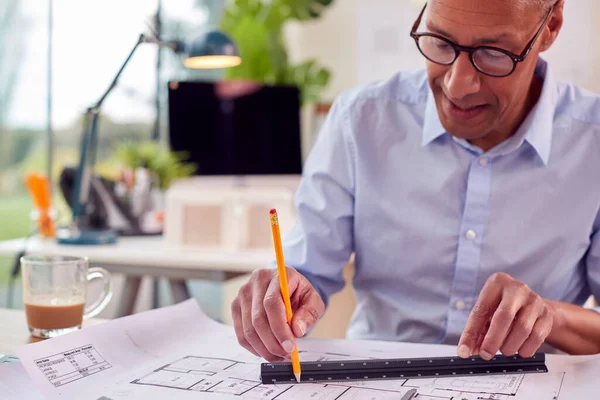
[
  {"left": 115, "top": 141, "right": 196, "bottom": 192},
  {"left": 219, "top": 0, "right": 335, "bottom": 105}
]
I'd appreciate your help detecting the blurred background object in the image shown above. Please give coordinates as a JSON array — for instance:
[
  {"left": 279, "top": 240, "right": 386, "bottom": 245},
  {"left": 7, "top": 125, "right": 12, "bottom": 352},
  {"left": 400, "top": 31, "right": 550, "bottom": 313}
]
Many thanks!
[{"left": 57, "top": 25, "right": 239, "bottom": 246}]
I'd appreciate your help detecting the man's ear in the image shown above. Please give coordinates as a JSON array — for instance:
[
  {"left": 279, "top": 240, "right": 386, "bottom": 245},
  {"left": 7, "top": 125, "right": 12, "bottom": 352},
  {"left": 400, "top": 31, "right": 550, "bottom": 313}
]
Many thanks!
[{"left": 539, "top": 0, "right": 564, "bottom": 52}]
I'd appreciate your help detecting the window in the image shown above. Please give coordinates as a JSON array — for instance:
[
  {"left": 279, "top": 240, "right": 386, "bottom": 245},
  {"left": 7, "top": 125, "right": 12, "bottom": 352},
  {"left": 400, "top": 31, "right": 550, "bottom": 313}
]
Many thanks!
[
  {"left": 0, "top": 0, "right": 49, "bottom": 306},
  {"left": 0, "top": 0, "right": 226, "bottom": 313}
]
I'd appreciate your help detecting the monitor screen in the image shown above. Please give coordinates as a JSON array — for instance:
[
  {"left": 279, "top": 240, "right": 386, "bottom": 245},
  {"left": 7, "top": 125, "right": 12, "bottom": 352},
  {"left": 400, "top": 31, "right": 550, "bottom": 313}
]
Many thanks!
[{"left": 168, "top": 80, "right": 303, "bottom": 176}]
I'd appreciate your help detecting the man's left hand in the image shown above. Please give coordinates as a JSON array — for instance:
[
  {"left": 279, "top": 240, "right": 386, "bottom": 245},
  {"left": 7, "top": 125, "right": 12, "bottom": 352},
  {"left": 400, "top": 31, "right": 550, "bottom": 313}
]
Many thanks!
[{"left": 457, "top": 272, "right": 555, "bottom": 360}]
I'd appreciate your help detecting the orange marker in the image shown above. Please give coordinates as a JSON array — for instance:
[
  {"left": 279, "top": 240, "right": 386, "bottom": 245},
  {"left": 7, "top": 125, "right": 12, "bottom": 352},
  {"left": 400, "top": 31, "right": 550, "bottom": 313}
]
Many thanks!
[{"left": 269, "top": 208, "right": 301, "bottom": 382}]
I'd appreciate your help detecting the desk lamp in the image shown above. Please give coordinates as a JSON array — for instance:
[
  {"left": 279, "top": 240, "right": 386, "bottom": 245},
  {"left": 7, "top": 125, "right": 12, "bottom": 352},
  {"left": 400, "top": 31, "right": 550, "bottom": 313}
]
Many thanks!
[{"left": 57, "top": 30, "right": 241, "bottom": 245}]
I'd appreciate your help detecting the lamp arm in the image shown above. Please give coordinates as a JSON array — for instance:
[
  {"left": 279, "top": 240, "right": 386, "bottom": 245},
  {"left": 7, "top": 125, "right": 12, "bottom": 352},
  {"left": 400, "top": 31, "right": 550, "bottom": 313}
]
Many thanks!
[
  {"left": 70, "top": 32, "right": 184, "bottom": 226},
  {"left": 91, "top": 33, "right": 146, "bottom": 110}
]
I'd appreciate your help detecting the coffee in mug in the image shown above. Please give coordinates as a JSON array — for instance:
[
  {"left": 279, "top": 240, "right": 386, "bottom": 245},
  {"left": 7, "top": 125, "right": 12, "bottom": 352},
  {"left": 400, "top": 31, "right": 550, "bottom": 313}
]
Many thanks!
[{"left": 21, "top": 255, "right": 112, "bottom": 338}]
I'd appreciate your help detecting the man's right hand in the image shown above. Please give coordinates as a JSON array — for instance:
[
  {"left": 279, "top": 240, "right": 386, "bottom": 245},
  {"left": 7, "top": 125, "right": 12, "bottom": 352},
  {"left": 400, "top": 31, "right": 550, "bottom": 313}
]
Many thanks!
[{"left": 231, "top": 267, "right": 325, "bottom": 362}]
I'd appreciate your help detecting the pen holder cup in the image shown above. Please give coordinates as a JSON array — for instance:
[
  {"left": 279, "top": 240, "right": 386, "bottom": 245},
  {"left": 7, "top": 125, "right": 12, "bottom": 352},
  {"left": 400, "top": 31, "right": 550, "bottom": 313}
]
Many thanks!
[{"left": 30, "top": 208, "right": 57, "bottom": 239}]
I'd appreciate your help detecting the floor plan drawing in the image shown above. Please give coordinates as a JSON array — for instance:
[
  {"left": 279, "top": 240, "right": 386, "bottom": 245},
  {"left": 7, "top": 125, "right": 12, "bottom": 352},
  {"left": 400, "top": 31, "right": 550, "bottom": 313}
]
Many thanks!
[
  {"left": 130, "top": 352, "right": 564, "bottom": 400},
  {"left": 16, "top": 300, "right": 596, "bottom": 400}
]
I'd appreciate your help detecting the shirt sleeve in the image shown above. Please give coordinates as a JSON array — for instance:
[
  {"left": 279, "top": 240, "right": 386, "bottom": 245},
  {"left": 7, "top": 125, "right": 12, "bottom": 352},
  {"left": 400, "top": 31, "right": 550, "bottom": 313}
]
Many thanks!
[
  {"left": 586, "top": 211, "right": 600, "bottom": 313},
  {"left": 281, "top": 96, "right": 356, "bottom": 307}
]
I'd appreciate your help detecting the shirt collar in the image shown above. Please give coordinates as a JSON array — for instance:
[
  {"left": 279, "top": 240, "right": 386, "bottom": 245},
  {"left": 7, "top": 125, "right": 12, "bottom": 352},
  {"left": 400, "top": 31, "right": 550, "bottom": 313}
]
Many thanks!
[
  {"left": 421, "top": 88, "right": 446, "bottom": 147},
  {"left": 517, "top": 59, "right": 556, "bottom": 166},
  {"left": 421, "top": 58, "right": 557, "bottom": 166}
]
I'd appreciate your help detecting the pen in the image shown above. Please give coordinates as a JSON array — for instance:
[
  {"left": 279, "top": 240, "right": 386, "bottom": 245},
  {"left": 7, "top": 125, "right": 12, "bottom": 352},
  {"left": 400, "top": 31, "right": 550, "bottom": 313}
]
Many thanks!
[{"left": 269, "top": 208, "right": 301, "bottom": 382}]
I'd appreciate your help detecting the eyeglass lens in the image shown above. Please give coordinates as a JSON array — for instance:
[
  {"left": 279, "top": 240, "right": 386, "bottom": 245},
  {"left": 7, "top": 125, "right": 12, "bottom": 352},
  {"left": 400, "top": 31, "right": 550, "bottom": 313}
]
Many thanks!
[{"left": 417, "top": 35, "right": 515, "bottom": 77}]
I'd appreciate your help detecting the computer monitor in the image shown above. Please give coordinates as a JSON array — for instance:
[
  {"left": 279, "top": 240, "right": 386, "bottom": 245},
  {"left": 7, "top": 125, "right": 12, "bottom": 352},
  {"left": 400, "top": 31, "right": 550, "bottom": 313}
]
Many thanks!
[{"left": 168, "top": 80, "right": 303, "bottom": 176}]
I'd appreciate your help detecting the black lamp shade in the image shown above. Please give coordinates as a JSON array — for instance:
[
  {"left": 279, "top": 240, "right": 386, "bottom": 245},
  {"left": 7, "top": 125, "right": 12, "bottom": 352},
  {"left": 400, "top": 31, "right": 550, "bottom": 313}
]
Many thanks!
[{"left": 184, "top": 30, "right": 241, "bottom": 69}]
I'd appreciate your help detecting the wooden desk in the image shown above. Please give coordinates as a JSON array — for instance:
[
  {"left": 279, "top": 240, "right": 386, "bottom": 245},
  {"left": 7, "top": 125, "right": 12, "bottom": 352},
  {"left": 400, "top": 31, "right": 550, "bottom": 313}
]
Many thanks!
[
  {"left": 0, "top": 236, "right": 271, "bottom": 316},
  {"left": 0, "top": 308, "right": 107, "bottom": 356}
]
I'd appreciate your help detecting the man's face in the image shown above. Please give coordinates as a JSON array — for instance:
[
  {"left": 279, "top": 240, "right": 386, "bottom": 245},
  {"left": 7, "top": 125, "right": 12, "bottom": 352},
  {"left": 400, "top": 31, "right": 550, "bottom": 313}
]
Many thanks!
[{"left": 425, "top": 0, "right": 549, "bottom": 145}]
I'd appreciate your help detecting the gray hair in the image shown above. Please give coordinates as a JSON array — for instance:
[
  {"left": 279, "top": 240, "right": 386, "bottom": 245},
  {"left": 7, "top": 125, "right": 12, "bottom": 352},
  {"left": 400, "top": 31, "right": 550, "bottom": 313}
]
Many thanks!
[{"left": 532, "top": 0, "right": 559, "bottom": 12}]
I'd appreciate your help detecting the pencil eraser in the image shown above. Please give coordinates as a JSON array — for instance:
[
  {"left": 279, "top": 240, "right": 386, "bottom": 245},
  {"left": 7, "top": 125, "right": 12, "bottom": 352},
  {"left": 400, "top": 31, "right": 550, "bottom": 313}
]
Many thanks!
[{"left": 270, "top": 208, "right": 277, "bottom": 214}]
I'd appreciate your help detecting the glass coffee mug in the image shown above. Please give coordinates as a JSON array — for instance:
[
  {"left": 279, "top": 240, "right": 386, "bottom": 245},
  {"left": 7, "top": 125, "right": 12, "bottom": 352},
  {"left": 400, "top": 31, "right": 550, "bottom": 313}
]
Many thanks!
[{"left": 21, "top": 255, "right": 113, "bottom": 338}]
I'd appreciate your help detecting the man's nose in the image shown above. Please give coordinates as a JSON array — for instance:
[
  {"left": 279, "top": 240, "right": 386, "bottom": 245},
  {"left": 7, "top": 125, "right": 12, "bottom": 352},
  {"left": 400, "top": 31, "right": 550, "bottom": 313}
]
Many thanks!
[{"left": 444, "top": 52, "right": 481, "bottom": 99}]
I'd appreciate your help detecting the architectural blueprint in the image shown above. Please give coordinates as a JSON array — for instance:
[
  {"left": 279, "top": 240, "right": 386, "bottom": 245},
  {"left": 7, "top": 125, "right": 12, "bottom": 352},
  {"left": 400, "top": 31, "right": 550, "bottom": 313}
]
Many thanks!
[
  {"left": 128, "top": 351, "right": 564, "bottom": 400},
  {"left": 14, "top": 299, "right": 600, "bottom": 400}
]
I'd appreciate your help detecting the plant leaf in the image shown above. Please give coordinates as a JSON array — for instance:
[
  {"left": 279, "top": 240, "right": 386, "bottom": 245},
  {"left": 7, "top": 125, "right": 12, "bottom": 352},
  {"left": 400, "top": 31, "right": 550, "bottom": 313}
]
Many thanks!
[{"left": 286, "top": 0, "right": 335, "bottom": 20}]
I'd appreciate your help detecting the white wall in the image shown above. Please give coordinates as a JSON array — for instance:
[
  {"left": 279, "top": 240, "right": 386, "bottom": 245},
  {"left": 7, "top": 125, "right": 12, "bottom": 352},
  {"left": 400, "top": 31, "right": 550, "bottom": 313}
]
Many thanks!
[
  {"left": 285, "top": 0, "right": 360, "bottom": 102},
  {"left": 286, "top": 0, "right": 600, "bottom": 100}
]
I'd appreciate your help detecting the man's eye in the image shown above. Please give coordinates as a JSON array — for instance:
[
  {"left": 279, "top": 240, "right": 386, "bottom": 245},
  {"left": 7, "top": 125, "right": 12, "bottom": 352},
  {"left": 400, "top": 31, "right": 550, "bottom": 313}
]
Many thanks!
[{"left": 480, "top": 49, "right": 506, "bottom": 60}]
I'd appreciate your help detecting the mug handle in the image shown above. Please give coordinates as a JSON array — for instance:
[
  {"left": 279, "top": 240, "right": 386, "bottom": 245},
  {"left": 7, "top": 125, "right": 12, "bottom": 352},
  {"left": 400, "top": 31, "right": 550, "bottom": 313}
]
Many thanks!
[{"left": 83, "top": 267, "right": 113, "bottom": 320}]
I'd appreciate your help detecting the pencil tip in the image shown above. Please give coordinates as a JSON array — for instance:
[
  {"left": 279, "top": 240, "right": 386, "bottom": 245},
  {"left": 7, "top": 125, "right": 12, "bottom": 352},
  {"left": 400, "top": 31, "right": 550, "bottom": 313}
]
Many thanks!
[
  {"left": 270, "top": 208, "right": 277, "bottom": 214},
  {"left": 294, "top": 372, "right": 301, "bottom": 383}
]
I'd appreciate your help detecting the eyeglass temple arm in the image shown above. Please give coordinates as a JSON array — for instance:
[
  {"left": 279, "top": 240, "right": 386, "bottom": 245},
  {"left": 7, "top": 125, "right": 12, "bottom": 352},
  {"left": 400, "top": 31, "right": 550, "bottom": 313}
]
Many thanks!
[
  {"left": 517, "top": 4, "right": 556, "bottom": 60},
  {"left": 411, "top": 3, "right": 427, "bottom": 35}
]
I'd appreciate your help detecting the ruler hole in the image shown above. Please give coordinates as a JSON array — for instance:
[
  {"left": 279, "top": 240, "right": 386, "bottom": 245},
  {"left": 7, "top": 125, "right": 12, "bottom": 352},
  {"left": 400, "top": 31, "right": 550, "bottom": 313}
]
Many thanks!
[
  {"left": 429, "top": 360, "right": 433, "bottom": 363},
  {"left": 407, "top": 361, "right": 411, "bottom": 364}
]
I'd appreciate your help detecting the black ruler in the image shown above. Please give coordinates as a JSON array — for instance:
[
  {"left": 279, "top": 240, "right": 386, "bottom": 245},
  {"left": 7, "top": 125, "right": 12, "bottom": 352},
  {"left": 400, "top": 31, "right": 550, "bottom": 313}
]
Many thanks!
[{"left": 260, "top": 353, "right": 547, "bottom": 384}]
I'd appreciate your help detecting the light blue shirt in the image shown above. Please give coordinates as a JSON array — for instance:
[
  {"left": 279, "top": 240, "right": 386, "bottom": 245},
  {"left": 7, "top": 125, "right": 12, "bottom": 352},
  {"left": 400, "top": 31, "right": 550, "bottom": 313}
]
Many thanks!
[{"left": 282, "top": 59, "right": 600, "bottom": 345}]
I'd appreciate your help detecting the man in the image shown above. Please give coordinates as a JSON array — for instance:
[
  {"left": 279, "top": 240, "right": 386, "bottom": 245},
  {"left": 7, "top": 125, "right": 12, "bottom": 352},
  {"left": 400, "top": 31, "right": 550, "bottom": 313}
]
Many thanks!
[{"left": 231, "top": 0, "right": 600, "bottom": 363}]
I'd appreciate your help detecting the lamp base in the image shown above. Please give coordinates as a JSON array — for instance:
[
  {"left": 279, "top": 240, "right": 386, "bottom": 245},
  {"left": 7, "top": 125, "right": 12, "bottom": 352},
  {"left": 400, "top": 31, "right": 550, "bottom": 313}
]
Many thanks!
[{"left": 57, "top": 228, "right": 118, "bottom": 245}]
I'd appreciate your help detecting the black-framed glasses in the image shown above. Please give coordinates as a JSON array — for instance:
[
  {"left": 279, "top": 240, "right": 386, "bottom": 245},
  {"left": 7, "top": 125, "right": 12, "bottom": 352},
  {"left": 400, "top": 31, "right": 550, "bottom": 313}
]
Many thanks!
[{"left": 410, "top": 3, "right": 554, "bottom": 78}]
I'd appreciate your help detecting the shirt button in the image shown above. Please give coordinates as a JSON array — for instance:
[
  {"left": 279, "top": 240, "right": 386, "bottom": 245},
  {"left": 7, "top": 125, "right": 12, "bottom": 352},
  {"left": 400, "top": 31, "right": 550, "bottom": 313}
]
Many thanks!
[
  {"left": 455, "top": 300, "right": 466, "bottom": 310},
  {"left": 466, "top": 229, "right": 477, "bottom": 240},
  {"left": 479, "top": 156, "right": 488, "bottom": 166}
]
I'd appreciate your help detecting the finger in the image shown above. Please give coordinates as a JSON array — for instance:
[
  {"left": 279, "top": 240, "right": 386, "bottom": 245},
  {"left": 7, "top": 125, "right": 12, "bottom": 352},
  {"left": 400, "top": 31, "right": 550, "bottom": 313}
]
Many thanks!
[
  {"left": 500, "top": 303, "right": 542, "bottom": 356},
  {"left": 252, "top": 278, "right": 289, "bottom": 359},
  {"left": 480, "top": 292, "right": 528, "bottom": 360},
  {"left": 263, "top": 276, "right": 297, "bottom": 354},
  {"left": 458, "top": 282, "right": 503, "bottom": 358},
  {"left": 239, "top": 285, "right": 281, "bottom": 362},
  {"left": 518, "top": 311, "right": 553, "bottom": 358},
  {"left": 472, "top": 321, "right": 490, "bottom": 356},
  {"left": 231, "top": 298, "right": 259, "bottom": 357},
  {"left": 291, "top": 286, "right": 325, "bottom": 338}
]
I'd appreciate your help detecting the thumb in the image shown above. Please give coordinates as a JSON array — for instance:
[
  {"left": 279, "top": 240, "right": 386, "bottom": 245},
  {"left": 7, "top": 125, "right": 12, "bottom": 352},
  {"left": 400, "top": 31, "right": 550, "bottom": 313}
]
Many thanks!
[{"left": 290, "top": 287, "right": 324, "bottom": 338}]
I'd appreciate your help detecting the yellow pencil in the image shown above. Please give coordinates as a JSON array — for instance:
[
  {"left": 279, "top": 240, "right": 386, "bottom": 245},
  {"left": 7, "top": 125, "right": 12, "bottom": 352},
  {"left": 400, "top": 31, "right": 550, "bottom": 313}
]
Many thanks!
[{"left": 269, "top": 208, "right": 301, "bottom": 383}]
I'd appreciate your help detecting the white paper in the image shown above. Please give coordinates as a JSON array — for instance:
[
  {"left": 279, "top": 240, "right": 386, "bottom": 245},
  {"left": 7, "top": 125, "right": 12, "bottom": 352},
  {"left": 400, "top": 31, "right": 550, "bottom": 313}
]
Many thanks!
[
  {"left": 14, "top": 299, "right": 600, "bottom": 400},
  {"left": 0, "top": 362, "right": 45, "bottom": 400}
]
